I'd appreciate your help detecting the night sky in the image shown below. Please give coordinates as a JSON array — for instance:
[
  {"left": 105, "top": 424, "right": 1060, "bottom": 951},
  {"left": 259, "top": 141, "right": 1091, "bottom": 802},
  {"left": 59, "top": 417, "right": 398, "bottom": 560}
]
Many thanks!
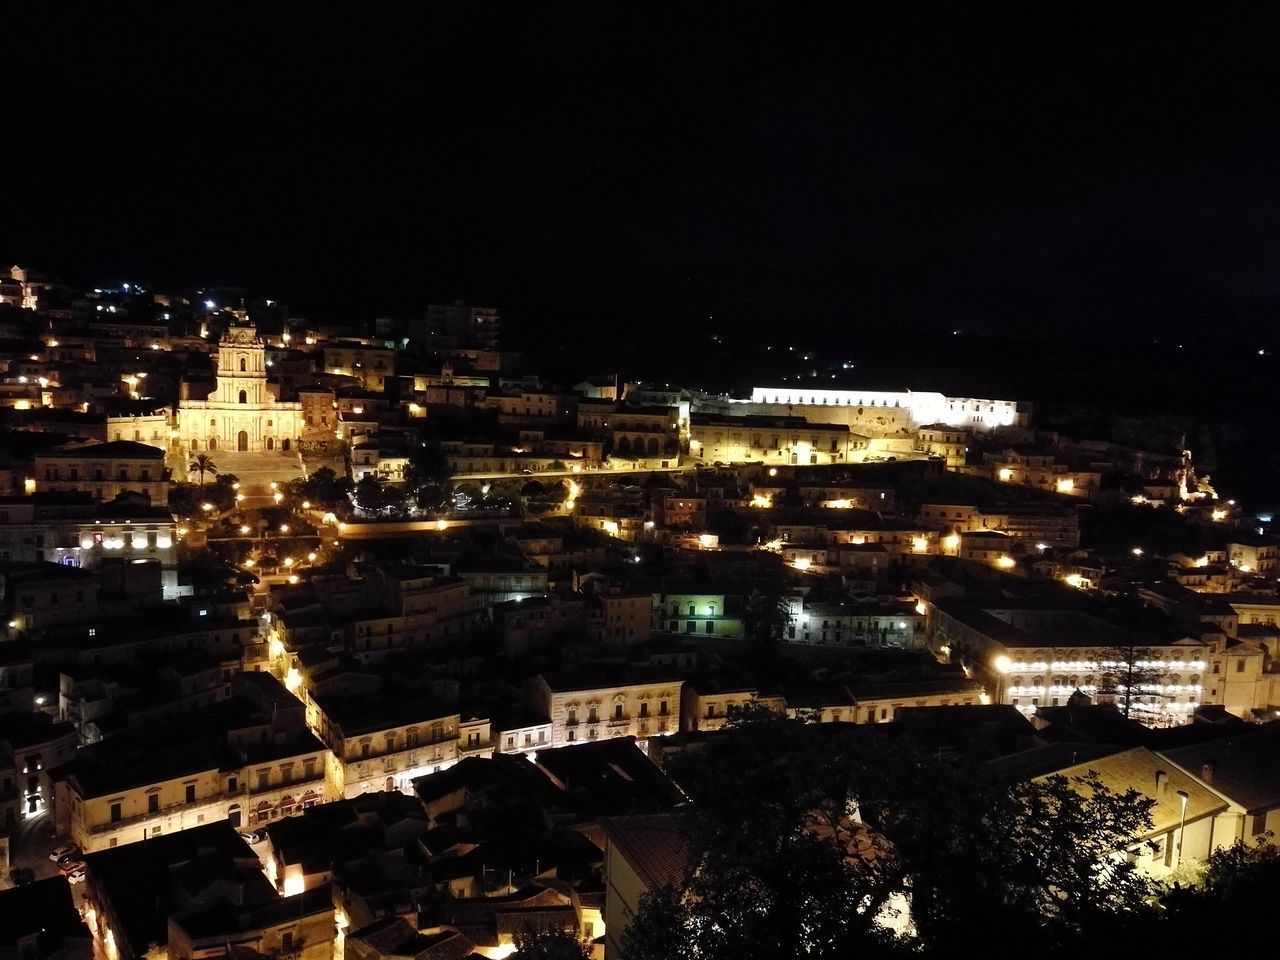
[{"left": 8, "top": 4, "right": 1280, "bottom": 349}]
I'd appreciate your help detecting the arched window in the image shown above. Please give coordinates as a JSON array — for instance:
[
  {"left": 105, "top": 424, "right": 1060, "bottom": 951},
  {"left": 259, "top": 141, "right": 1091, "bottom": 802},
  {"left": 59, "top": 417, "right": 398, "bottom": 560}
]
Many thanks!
[
  {"left": 210, "top": 418, "right": 217, "bottom": 426},
  {"left": 239, "top": 357, "right": 247, "bottom": 372},
  {"left": 238, "top": 389, "right": 247, "bottom": 404}
]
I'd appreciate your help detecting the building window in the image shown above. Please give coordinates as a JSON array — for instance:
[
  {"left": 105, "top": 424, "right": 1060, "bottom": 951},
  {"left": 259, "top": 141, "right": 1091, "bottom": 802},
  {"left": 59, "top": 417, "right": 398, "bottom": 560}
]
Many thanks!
[
  {"left": 614, "top": 703, "right": 623, "bottom": 720},
  {"left": 110, "top": 802, "right": 122, "bottom": 822},
  {"left": 239, "top": 389, "right": 247, "bottom": 404},
  {"left": 588, "top": 707, "right": 598, "bottom": 724},
  {"left": 148, "top": 793, "right": 160, "bottom": 813},
  {"left": 185, "top": 784, "right": 196, "bottom": 803}
]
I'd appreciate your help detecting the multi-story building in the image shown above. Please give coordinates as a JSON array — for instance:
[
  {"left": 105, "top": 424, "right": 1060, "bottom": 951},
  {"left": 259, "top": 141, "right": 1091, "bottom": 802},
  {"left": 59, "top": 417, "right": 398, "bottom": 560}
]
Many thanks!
[
  {"left": 680, "top": 678, "right": 785, "bottom": 732},
  {"left": 0, "top": 496, "right": 180, "bottom": 597},
  {"left": 105, "top": 409, "right": 171, "bottom": 450},
  {"left": 652, "top": 590, "right": 743, "bottom": 639},
  {"left": 929, "top": 596, "right": 1209, "bottom": 724},
  {"left": 746, "top": 386, "right": 1024, "bottom": 431},
  {"left": 309, "top": 694, "right": 460, "bottom": 796},
  {"left": 610, "top": 406, "right": 679, "bottom": 459},
  {"left": 588, "top": 589, "right": 652, "bottom": 648},
  {"left": 526, "top": 669, "right": 684, "bottom": 748},
  {"left": 1227, "top": 538, "right": 1279, "bottom": 576},
  {"left": 688, "top": 414, "right": 866, "bottom": 466},
  {"left": 916, "top": 424, "right": 968, "bottom": 468},
  {"left": 297, "top": 385, "right": 337, "bottom": 441},
  {"left": 322, "top": 341, "right": 395, "bottom": 392},
  {"left": 0, "top": 713, "right": 78, "bottom": 822},
  {"left": 51, "top": 675, "right": 333, "bottom": 852},
  {"left": 33, "top": 441, "right": 169, "bottom": 502},
  {"left": 788, "top": 599, "right": 925, "bottom": 648}
]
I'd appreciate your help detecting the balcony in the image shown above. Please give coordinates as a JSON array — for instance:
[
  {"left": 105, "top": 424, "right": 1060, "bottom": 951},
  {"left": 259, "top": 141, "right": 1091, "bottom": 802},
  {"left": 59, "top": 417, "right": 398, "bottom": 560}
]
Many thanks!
[
  {"left": 249, "top": 772, "right": 325, "bottom": 797},
  {"left": 606, "top": 716, "right": 630, "bottom": 728}
]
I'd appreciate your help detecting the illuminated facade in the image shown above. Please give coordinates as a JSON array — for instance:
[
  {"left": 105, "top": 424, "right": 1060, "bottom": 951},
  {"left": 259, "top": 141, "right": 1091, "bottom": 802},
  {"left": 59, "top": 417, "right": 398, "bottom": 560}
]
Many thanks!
[
  {"left": 688, "top": 413, "right": 868, "bottom": 465},
  {"left": 528, "top": 671, "right": 684, "bottom": 747},
  {"left": 33, "top": 440, "right": 170, "bottom": 503},
  {"left": 179, "top": 324, "right": 303, "bottom": 453},
  {"left": 748, "top": 386, "right": 1023, "bottom": 430}
]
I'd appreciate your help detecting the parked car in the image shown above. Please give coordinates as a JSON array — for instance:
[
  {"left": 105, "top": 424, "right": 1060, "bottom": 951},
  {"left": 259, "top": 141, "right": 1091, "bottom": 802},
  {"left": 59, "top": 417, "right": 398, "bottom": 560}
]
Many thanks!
[
  {"left": 66, "top": 868, "right": 86, "bottom": 884},
  {"left": 59, "top": 859, "right": 86, "bottom": 876},
  {"left": 49, "top": 844, "right": 79, "bottom": 863},
  {"left": 8, "top": 867, "right": 35, "bottom": 886}
]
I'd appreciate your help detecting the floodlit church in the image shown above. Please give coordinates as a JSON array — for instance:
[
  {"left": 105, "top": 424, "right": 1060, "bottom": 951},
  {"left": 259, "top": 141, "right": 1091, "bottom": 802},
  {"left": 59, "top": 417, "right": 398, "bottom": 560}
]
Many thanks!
[{"left": 179, "top": 323, "right": 303, "bottom": 453}]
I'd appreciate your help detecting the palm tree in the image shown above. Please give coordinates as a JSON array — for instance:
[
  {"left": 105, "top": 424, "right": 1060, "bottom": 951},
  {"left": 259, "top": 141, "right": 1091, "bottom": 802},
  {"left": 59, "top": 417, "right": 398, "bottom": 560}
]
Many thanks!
[{"left": 189, "top": 453, "right": 218, "bottom": 489}]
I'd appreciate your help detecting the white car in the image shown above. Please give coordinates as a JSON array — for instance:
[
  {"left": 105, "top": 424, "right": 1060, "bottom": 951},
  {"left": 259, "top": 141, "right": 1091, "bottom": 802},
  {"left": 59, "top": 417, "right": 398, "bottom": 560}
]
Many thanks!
[
  {"left": 66, "top": 868, "right": 86, "bottom": 884},
  {"left": 50, "top": 844, "right": 79, "bottom": 863}
]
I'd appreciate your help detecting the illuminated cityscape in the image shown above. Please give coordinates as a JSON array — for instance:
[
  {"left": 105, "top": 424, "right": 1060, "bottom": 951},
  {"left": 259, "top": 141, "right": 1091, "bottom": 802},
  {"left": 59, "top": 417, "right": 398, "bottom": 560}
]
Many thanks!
[{"left": 3, "top": 5, "right": 1279, "bottom": 960}]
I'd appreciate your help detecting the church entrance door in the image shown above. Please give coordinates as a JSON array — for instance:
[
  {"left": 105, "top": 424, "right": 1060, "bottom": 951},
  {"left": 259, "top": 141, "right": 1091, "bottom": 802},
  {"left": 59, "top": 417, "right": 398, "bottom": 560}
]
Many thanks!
[{"left": 237, "top": 430, "right": 249, "bottom": 451}]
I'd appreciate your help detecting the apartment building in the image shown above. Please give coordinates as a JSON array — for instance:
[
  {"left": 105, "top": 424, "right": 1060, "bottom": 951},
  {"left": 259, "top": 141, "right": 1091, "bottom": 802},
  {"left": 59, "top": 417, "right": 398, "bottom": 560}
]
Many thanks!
[
  {"left": 526, "top": 669, "right": 684, "bottom": 748},
  {"left": 33, "top": 441, "right": 169, "bottom": 502},
  {"left": 310, "top": 693, "right": 460, "bottom": 797}
]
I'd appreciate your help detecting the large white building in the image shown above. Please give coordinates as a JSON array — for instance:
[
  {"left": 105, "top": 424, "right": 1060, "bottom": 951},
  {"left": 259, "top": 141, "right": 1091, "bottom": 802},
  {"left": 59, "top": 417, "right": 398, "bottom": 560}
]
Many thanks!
[
  {"left": 179, "top": 324, "right": 303, "bottom": 453},
  {"left": 746, "top": 387, "right": 1024, "bottom": 432}
]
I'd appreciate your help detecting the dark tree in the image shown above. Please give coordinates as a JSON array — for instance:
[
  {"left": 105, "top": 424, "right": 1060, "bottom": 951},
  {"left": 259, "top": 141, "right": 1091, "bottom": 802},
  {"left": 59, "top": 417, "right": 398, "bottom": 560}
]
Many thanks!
[
  {"left": 624, "top": 712, "right": 1159, "bottom": 960},
  {"left": 509, "top": 927, "right": 591, "bottom": 960}
]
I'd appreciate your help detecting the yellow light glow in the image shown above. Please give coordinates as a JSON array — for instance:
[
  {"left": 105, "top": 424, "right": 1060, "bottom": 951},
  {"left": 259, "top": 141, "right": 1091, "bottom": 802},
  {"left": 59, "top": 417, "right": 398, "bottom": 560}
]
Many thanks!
[
  {"left": 1211, "top": 509, "right": 1227, "bottom": 522},
  {"left": 1056, "top": 478, "right": 1075, "bottom": 493},
  {"left": 1194, "top": 555, "right": 1209, "bottom": 568},
  {"left": 602, "top": 520, "right": 620, "bottom": 536},
  {"left": 911, "top": 536, "right": 929, "bottom": 553},
  {"left": 307, "top": 552, "right": 317, "bottom": 562},
  {"left": 177, "top": 527, "right": 189, "bottom": 536},
  {"left": 1063, "top": 573, "right": 1085, "bottom": 588},
  {"left": 337, "top": 521, "right": 347, "bottom": 532},
  {"left": 239, "top": 525, "right": 251, "bottom": 534},
  {"left": 436, "top": 519, "right": 448, "bottom": 530},
  {"left": 827, "top": 498, "right": 851, "bottom": 509},
  {"left": 998, "top": 468, "right": 1013, "bottom": 481},
  {"left": 979, "top": 693, "right": 991, "bottom": 705},
  {"left": 23, "top": 478, "right": 35, "bottom": 494},
  {"left": 301, "top": 500, "right": 312, "bottom": 509},
  {"left": 322, "top": 512, "right": 337, "bottom": 524},
  {"left": 200, "top": 502, "right": 214, "bottom": 511},
  {"left": 750, "top": 494, "right": 773, "bottom": 508},
  {"left": 915, "top": 600, "right": 927, "bottom": 615},
  {"left": 792, "top": 557, "right": 811, "bottom": 571},
  {"left": 283, "top": 557, "right": 294, "bottom": 566},
  {"left": 273, "top": 492, "right": 284, "bottom": 504},
  {"left": 768, "top": 467, "right": 778, "bottom": 477},
  {"left": 288, "top": 574, "right": 299, "bottom": 584},
  {"left": 994, "top": 655, "right": 1012, "bottom": 674},
  {"left": 698, "top": 533, "right": 715, "bottom": 547},
  {"left": 942, "top": 533, "right": 960, "bottom": 551},
  {"left": 270, "top": 482, "right": 279, "bottom": 490},
  {"left": 235, "top": 494, "right": 245, "bottom": 502},
  {"left": 996, "top": 555, "right": 1016, "bottom": 569},
  {"left": 1238, "top": 563, "right": 1253, "bottom": 573},
  {"left": 279, "top": 523, "right": 289, "bottom": 533},
  {"left": 244, "top": 559, "right": 255, "bottom": 568}
]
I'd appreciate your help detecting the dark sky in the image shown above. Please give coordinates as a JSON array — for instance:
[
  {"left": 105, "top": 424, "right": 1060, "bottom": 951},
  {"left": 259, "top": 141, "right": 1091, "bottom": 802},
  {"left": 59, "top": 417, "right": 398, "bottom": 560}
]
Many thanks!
[{"left": 8, "top": 4, "right": 1280, "bottom": 345}]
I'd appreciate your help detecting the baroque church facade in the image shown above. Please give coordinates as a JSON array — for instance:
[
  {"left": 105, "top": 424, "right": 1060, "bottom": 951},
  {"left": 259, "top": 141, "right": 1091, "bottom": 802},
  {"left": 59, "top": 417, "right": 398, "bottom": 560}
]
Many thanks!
[{"left": 179, "top": 323, "right": 303, "bottom": 453}]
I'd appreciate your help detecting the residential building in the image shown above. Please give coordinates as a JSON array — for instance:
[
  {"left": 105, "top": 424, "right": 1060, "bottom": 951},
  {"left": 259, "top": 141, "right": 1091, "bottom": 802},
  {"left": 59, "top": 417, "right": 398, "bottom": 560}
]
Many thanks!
[
  {"left": 310, "top": 694, "right": 461, "bottom": 796},
  {"left": 526, "top": 669, "right": 684, "bottom": 747},
  {"left": 33, "top": 441, "right": 169, "bottom": 502}
]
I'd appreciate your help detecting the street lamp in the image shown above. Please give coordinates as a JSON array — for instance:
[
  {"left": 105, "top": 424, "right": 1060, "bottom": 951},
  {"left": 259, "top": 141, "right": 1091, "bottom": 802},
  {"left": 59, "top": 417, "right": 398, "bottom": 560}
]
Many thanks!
[{"left": 1176, "top": 789, "right": 1189, "bottom": 866}]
